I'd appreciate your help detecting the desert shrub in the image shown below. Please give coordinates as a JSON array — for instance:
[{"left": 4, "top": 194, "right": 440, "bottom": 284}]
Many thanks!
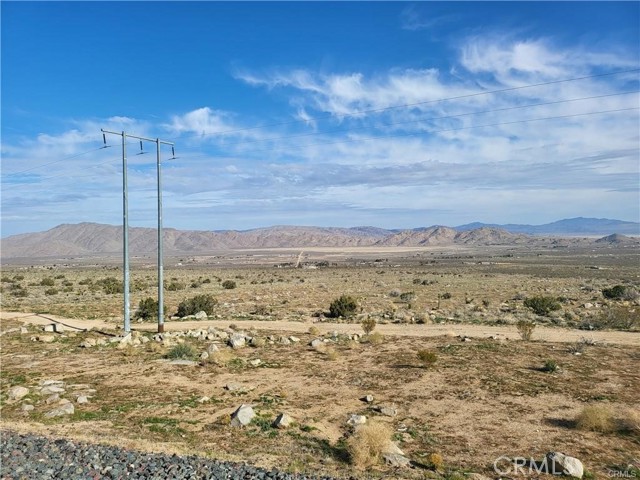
[
  {"left": 602, "top": 285, "right": 627, "bottom": 300},
  {"left": 363, "top": 331, "right": 385, "bottom": 345},
  {"left": 251, "top": 305, "right": 270, "bottom": 316},
  {"left": 389, "top": 289, "right": 401, "bottom": 298},
  {"left": 328, "top": 295, "right": 358, "bottom": 318},
  {"left": 135, "top": 297, "right": 163, "bottom": 320},
  {"left": 10, "top": 284, "right": 28, "bottom": 297},
  {"left": 541, "top": 359, "right": 559, "bottom": 372},
  {"left": 13, "top": 274, "right": 24, "bottom": 281},
  {"left": 176, "top": 294, "right": 218, "bottom": 317},
  {"left": 524, "top": 296, "right": 561, "bottom": 316},
  {"left": 1, "top": 276, "right": 12, "bottom": 283},
  {"left": 96, "top": 277, "right": 123, "bottom": 294},
  {"left": 222, "top": 280, "right": 236, "bottom": 290},
  {"left": 426, "top": 452, "right": 444, "bottom": 470},
  {"left": 62, "top": 280, "right": 73, "bottom": 287},
  {"left": 399, "top": 291, "right": 415, "bottom": 302},
  {"left": 78, "top": 278, "right": 93, "bottom": 286},
  {"left": 620, "top": 408, "right": 640, "bottom": 435},
  {"left": 165, "top": 343, "right": 198, "bottom": 361},
  {"left": 440, "top": 292, "right": 452, "bottom": 300},
  {"left": 417, "top": 349, "right": 438, "bottom": 368},
  {"left": 40, "top": 277, "right": 55, "bottom": 287},
  {"left": 348, "top": 422, "right": 393, "bottom": 469},
  {"left": 361, "top": 317, "right": 376, "bottom": 335},
  {"left": 308, "top": 326, "right": 320, "bottom": 336},
  {"left": 44, "top": 288, "right": 58, "bottom": 296},
  {"left": 575, "top": 405, "right": 615, "bottom": 433},
  {"left": 588, "top": 307, "right": 640, "bottom": 331},
  {"left": 166, "top": 280, "right": 185, "bottom": 291},
  {"left": 516, "top": 319, "right": 536, "bottom": 341}
]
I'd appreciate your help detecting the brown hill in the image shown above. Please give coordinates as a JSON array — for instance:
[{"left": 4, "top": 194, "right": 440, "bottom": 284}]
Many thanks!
[
  {"left": 0, "top": 223, "right": 385, "bottom": 259},
  {"left": 374, "top": 226, "right": 457, "bottom": 247}
]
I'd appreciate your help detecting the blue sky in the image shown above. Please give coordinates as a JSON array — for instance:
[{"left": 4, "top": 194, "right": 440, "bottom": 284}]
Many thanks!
[{"left": 2, "top": 1, "right": 639, "bottom": 237}]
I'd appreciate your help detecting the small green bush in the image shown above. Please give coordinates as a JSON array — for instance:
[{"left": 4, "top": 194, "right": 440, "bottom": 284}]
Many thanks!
[
  {"left": 44, "top": 288, "right": 58, "bottom": 296},
  {"left": 40, "top": 277, "right": 55, "bottom": 287},
  {"left": 541, "top": 359, "right": 559, "bottom": 372},
  {"left": 399, "top": 291, "right": 415, "bottom": 302},
  {"left": 135, "top": 297, "right": 163, "bottom": 320},
  {"left": 166, "top": 280, "right": 185, "bottom": 291},
  {"left": 95, "top": 277, "right": 123, "bottom": 294},
  {"left": 361, "top": 317, "right": 376, "bottom": 334},
  {"left": 166, "top": 343, "right": 198, "bottom": 360},
  {"left": 602, "top": 285, "right": 627, "bottom": 299},
  {"left": 523, "top": 296, "right": 561, "bottom": 316},
  {"left": 222, "top": 280, "right": 237, "bottom": 290},
  {"left": 417, "top": 349, "right": 438, "bottom": 368},
  {"left": 176, "top": 294, "right": 218, "bottom": 317},
  {"left": 516, "top": 319, "right": 536, "bottom": 341},
  {"left": 328, "top": 295, "right": 358, "bottom": 318}
]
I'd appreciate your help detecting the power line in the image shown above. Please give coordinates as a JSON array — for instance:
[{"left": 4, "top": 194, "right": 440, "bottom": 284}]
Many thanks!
[
  {"left": 169, "top": 68, "right": 640, "bottom": 141},
  {"left": 172, "top": 106, "right": 639, "bottom": 161},
  {"left": 1, "top": 146, "right": 109, "bottom": 179},
  {"left": 175, "top": 90, "right": 638, "bottom": 150}
]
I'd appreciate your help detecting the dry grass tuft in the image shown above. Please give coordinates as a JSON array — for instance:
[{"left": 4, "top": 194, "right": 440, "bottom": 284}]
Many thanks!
[
  {"left": 348, "top": 422, "right": 393, "bottom": 469},
  {"left": 308, "top": 326, "right": 320, "bottom": 336},
  {"left": 365, "top": 331, "right": 385, "bottom": 345},
  {"left": 575, "top": 404, "right": 616, "bottom": 433},
  {"left": 619, "top": 407, "right": 640, "bottom": 435}
]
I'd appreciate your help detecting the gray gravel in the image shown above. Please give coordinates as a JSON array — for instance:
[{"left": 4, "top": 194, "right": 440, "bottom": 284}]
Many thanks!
[{"left": 1, "top": 430, "right": 341, "bottom": 480}]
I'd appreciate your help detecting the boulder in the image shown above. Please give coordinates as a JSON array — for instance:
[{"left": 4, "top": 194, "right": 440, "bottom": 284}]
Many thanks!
[
  {"left": 546, "top": 452, "right": 584, "bottom": 478},
  {"left": 310, "top": 338, "right": 324, "bottom": 348},
  {"left": 194, "top": 311, "right": 207, "bottom": 320},
  {"left": 272, "top": 413, "right": 293, "bottom": 429},
  {"left": 382, "top": 453, "right": 411, "bottom": 467},
  {"left": 228, "top": 334, "right": 246, "bottom": 349},
  {"left": 361, "top": 395, "right": 374, "bottom": 403},
  {"left": 44, "top": 402, "right": 74, "bottom": 418},
  {"left": 206, "top": 343, "right": 219, "bottom": 354},
  {"left": 8, "top": 386, "right": 29, "bottom": 401},
  {"left": 230, "top": 404, "right": 255, "bottom": 427},
  {"left": 347, "top": 414, "right": 367, "bottom": 426},
  {"left": 40, "top": 385, "right": 65, "bottom": 395},
  {"left": 376, "top": 406, "right": 398, "bottom": 417}
]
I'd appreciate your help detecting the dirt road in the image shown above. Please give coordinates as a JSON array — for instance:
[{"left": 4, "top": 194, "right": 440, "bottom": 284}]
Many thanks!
[{"left": 2, "top": 311, "right": 639, "bottom": 346}]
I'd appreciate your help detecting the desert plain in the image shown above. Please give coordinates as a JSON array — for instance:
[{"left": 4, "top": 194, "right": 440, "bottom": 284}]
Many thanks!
[{"left": 1, "top": 241, "right": 639, "bottom": 479}]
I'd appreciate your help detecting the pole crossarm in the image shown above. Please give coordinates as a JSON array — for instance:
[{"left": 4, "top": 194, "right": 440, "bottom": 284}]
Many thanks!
[{"left": 101, "top": 129, "right": 176, "bottom": 334}]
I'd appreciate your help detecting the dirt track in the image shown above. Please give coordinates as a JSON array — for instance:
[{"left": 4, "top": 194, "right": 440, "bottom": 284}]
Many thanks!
[{"left": 2, "top": 311, "right": 639, "bottom": 346}]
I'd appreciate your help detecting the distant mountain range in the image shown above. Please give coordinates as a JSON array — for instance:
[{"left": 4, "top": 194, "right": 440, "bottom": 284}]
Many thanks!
[
  {"left": 455, "top": 217, "right": 640, "bottom": 235},
  {"left": 1, "top": 217, "right": 638, "bottom": 259}
]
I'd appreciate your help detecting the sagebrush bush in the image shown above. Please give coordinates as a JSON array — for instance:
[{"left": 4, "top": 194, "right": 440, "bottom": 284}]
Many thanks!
[
  {"left": 575, "top": 405, "right": 615, "bottom": 433},
  {"left": 176, "top": 294, "right": 218, "bottom": 317},
  {"left": 135, "top": 297, "right": 163, "bottom": 320},
  {"left": 348, "top": 422, "right": 393, "bottom": 469},
  {"left": 523, "top": 296, "right": 561, "bottom": 316},
  {"left": 328, "top": 295, "right": 358, "bottom": 318},
  {"left": 166, "top": 343, "right": 198, "bottom": 361},
  {"left": 516, "top": 319, "right": 536, "bottom": 341},
  {"left": 222, "top": 280, "right": 237, "bottom": 290},
  {"left": 417, "top": 349, "right": 437, "bottom": 368},
  {"left": 40, "top": 277, "right": 55, "bottom": 287},
  {"left": 590, "top": 307, "right": 639, "bottom": 331},
  {"left": 541, "top": 359, "right": 559, "bottom": 372},
  {"left": 602, "top": 285, "right": 629, "bottom": 300},
  {"left": 95, "top": 277, "right": 123, "bottom": 294},
  {"left": 361, "top": 317, "right": 376, "bottom": 334}
]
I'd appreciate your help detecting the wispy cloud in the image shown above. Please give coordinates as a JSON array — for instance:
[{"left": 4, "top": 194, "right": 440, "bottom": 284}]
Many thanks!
[{"left": 2, "top": 33, "right": 638, "bottom": 236}]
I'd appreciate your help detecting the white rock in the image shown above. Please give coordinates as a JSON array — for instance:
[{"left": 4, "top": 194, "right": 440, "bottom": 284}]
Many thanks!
[
  {"left": 44, "top": 402, "right": 75, "bottom": 418},
  {"left": 546, "top": 452, "right": 584, "bottom": 478},
  {"left": 273, "top": 413, "right": 293, "bottom": 429},
  {"left": 347, "top": 414, "right": 367, "bottom": 426},
  {"left": 249, "top": 359, "right": 262, "bottom": 367},
  {"left": 21, "top": 404, "right": 34, "bottom": 412},
  {"left": 8, "top": 386, "right": 29, "bottom": 401},
  {"left": 45, "top": 394, "right": 61, "bottom": 404},
  {"left": 20, "top": 327, "right": 28, "bottom": 334},
  {"left": 38, "top": 335, "right": 56, "bottom": 343},
  {"left": 41, "top": 385, "right": 65, "bottom": 395},
  {"left": 76, "top": 396, "right": 89, "bottom": 404},
  {"left": 207, "top": 343, "right": 219, "bottom": 354},
  {"left": 194, "top": 311, "right": 207, "bottom": 320},
  {"left": 289, "top": 336, "right": 300, "bottom": 343},
  {"left": 278, "top": 336, "right": 291, "bottom": 345},
  {"left": 230, "top": 404, "right": 255, "bottom": 427},
  {"left": 43, "top": 324, "right": 55, "bottom": 332},
  {"left": 376, "top": 406, "right": 398, "bottom": 417},
  {"left": 382, "top": 453, "right": 411, "bottom": 467},
  {"left": 169, "top": 360, "right": 198, "bottom": 366},
  {"left": 310, "top": 338, "right": 324, "bottom": 348},
  {"left": 80, "top": 338, "right": 97, "bottom": 348},
  {"left": 200, "top": 351, "right": 210, "bottom": 360},
  {"left": 228, "top": 334, "right": 246, "bottom": 349}
]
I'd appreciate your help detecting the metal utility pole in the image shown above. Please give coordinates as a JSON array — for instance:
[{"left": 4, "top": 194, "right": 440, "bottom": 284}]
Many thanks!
[{"left": 101, "top": 129, "right": 175, "bottom": 334}]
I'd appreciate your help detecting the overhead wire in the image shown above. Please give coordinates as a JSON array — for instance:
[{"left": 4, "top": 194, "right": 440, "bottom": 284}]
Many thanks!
[{"left": 168, "top": 67, "right": 640, "bottom": 141}]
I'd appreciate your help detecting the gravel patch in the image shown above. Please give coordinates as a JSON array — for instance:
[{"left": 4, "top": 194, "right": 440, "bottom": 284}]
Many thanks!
[{"left": 1, "top": 430, "right": 339, "bottom": 480}]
